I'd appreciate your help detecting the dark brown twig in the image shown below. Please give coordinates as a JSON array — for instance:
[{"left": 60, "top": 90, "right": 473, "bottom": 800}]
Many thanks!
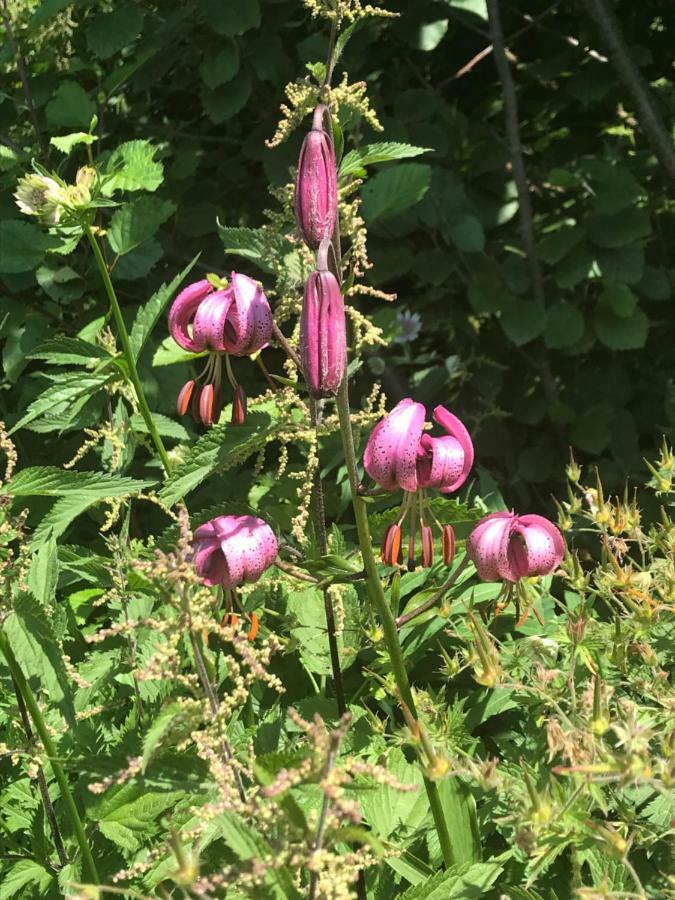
[{"left": 582, "top": 0, "right": 675, "bottom": 186}]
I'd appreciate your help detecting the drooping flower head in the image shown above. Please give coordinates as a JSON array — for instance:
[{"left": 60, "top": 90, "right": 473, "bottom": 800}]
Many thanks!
[
  {"left": 467, "top": 512, "right": 564, "bottom": 583},
  {"left": 300, "top": 239, "right": 346, "bottom": 398},
  {"left": 295, "top": 104, "right": 338, "bottom": 250},
  {"left": 363, "top": 399, "right": 473, "bottom": 570},
  {"left": 193, "top": 514, "right": 278, "bottom": 590},
  {"left": 168, "top": 273, "right": 273, "bottom": 426}
]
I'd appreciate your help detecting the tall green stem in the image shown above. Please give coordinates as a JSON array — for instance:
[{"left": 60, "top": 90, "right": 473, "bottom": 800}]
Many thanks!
[
  {"left": 85, "top": 225, "right": 172, "bottom": 475},
  {"left": 335, "top": 382, "right": 456, "bottom": 868},
  {"left": 0, "top": 631, "right": 99, "bottom": 884}
]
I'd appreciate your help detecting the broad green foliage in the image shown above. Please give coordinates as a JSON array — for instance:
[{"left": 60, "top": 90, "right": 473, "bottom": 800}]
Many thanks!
[{"left": 0, "top": 0, "right": 674, "bottom": 898}]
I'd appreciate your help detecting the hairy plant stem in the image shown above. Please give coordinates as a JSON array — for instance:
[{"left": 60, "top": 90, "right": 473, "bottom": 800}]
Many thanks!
[
  {"left": 396, "top": 556, "right": 471, "bottom": 628},
  {"left": 11, "top": 676, "right": 69, "bottom": 867},
  {"left": 309, "top": 398, "right": 347, "bottom": 717},
  {"left": 334, "top": 382, "right": 455, "bottom": 868},
  {"left": 0, "top": 631, "right": 99, "bottom": 884},
  {"left": 187, "top": 629, "right": 247, "bottom": 803},
  {"left": 307, "top": 726, "right": 342, "bottom": 900},
  {"left": 84, "top": 225, "right": 172, "bottom": 475}
]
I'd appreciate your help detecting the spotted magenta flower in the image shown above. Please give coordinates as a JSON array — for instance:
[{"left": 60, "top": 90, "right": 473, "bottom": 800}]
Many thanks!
[
  {"left": 467, "top": 512, "right": 565, "bottom": 583},
  {"left": 295, "top": 104, "right": 338, "bottom": 249},
  {"left": 193, "top": 515, "right": 278, "bottom": 590},
  {"left": 364, "top": 399, "right": 473, "bottom": 570},
  {"left": 168, "top": 273, "right": 272, "bottom": 426},
  {"left": 300, "top": 239, "right": 346, "bottom": 398}
]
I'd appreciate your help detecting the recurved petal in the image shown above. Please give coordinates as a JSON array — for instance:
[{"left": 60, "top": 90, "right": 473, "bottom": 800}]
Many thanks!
[
  {"left": 363, "top": 398, "right": 426, "bottom": 492},
  {"left": 513, "top": 514, "right": 565, "bottom": 577},
  {"left": 168, "top": 280, "right": 213, "bottom": 352},
  {"left": 466, "top": 511, "right": 514, "bottom": 581},
  {"left": 192, "top": 289, "right": 232, "bottom": 352},
  {"left": 225, "top": 273, "right": 273, "bottom": 355},
  {"left": 416, "top": 434, "right": 467, "bottom": 493},
  {"left": 432, "top": 406, "right": 474, "bottom": 491},
  {"left": 193, "top": 538, "right": 226, "bottom": 586}
]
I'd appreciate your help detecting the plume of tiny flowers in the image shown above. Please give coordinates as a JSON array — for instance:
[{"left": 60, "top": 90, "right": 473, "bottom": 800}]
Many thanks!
[
  {"left": 363, "top": 398, "right": 473, "bottom": 570},
  {"left": 169, "top": 273, "right": 273, "bottom": 426}
]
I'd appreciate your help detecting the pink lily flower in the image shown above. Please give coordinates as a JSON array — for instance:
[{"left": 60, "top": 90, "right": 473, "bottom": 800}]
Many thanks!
[
  {"left": 363, "top": 398, "right": 473, "bottom": 570},
  {"left": 295, "top": 104, "right": 338, "bottom": 250},
  {"left": 467, "top": 512, "right": 564, "bottom": 583},
  {"left": 168, "top": 273, "right": 272, "bottom": 426},
  {"left": 193, "top": 514, "right": 278, "bottom": 591},
  {"left": 300, "top": 239, "right": 346, "bottom": 398}
]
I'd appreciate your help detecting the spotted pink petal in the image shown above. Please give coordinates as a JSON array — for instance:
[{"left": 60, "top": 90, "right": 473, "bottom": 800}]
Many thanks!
[
  {"left": 363, "top": 398, "right": 426, "bottom": 492},
  {"left": 512, "top": 514, "right": 565, "bottom": 577},
  {"left": 223, "top": 273, "right": 273, "bottom": 356},
  {"left": 192, "top": 289, "right": 233, "bottom": 352},
  {"left": 466, "top": 511, "right": 515, "bottom": 581},
  {"left": 416, "top": 434, "right": 467, "bottom": 493},
  {"left": 194, "top": 514, "right": 278, "bottom": 590},
  {"left": 431, "top": 406, "right": 474, "bottom": 492},
  {"left": 168, "top": 280, "right": 214, "bottom": 352}
]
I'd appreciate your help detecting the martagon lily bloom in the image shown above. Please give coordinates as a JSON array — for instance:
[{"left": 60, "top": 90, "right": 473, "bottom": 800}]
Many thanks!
[
  {"left": 193, "top": 514, "right": 278, "bottom": 591},
  {"left": 169, "top": 273, "right": 273, "bottom": 426},
  {"left": 467, "top": 511, "right": 565, "bottom": 624},
  {"left": 295, "top": 104, "right": 338, "bottom": 249},
  {"left": 300, "top": 238, "right": 346, "bottom": 398},
  {"left": 363, "top": 398, "right": 474, "bottom": 570}
]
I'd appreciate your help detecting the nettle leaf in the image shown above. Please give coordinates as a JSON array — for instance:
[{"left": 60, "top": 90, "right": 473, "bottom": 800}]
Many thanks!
[
  {"left": 94, "top": 784, "right": 184, "bottom": 852},
  {"left": 159, "top": 399, "right": 283, "bottom": 505},
  {"left": 8, "top": 371, "right": 114, "bottom": 434},
  {"left": 594, "top": 305, "right": 648, "bottom": 350},
  {"left": 129, "top": 413, "right": 189, "bottom": 440},
  {"left": 287, "top": 585, "right": 361, "bottom": 675},
  {"left": 217, "top": 225, "right": 286, "bottom": 273},
  {"left": 339, "top": 143, "right": 432, "bottom": 178},
  {"left": 86, "top": 4, "right": 144, "bottom": 59},
  {"left": 45, "top": 81, "right": 96, "bottom": 128},
  {"left": 128, "top": 255, "right": 199, "bottom": 360},
  {"left": 0, "top": 221, "right": 57, "bottom": 274},
  {"left": 3, "top": 594, "right": 76, "bottom": 728},
  {"left": 0, "top": 860, "right": 53, "bottom": 900},
  {"left": 50, "top": 131, "right": 96, "bottom": 154},
  {"left": 29, "top": 337, "right": 113, "bottom": 366},
  {"left": 103, "top": 140, "right": 164, "bottom": 194},
  {"left": 399, "top": 862, "right": 503, "bottom": 899},
  {"left": 217, "top": 813, "right": 300, "bottom": 899},
  {"left": 27, "top": 536, "right": 59, "bottom": 605},
  {"left": 543, "top": 301, "right": 585, "bottom": 349},
  {"left": 108, "top": 196, "right": 176, "bottom": 255},
  {"left": 361, "top": 163, "right": 432, "bottom": 221}
]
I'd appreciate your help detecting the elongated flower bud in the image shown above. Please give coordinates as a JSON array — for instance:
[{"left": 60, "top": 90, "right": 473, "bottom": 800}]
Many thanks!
[
  {"left": 295, "top": 105, "right": 338, "bottom": 249},
  {"left": 300, "top": 242, "right": 346, "bottom": 398},
  {"left": 381, "top": 524, "right": 402, "bottom": 566}
]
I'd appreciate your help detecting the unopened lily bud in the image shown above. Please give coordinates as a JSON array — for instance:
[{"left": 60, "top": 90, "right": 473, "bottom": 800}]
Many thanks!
[
  {"left": 381, "top": 523, "right": 402, "bottom": 566},
  {"left": 295, "top": 104, "right": 337, "bottom": 249},
  {"left": 300, "top": 240, "right": 346, "bottom": 398},
  {"left": 231, "top": 384, "right": 247, "bottom": 425}
]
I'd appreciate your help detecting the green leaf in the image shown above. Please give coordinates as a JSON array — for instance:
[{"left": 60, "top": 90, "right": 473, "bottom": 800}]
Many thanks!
[
  {"left": 96, "top": 786, "right": 184, "bottom": 851},
  {"left": 103, "top": 140, "right": 164, "bottom": 195},
  {"left": 200, "top": 0, "right": 260, "bottom": 34},
  {"left": 361, "top": 163, "right": 432, "bottom": 221},
  {"left": 0, "top": 860, "right": 53, "bottom": 900},
  {"left": 8, "top": 371, "right": 113, "bottom": 434},
  {"left": 637, "top": 265, "right": 671, "bottom": 300},
  {"left": 128, "top": 254, "right": 199, "bottom": 360},
  {"left": 579, "top": 159, "right": 645, "bottom": 215},
  {"left": 217, "top": 225, "right": 284, "bottom": 273},
  {"left": 543, "top": 301, "right": 585, "bottom": 349},
  {"left": 400, "top": 862, "right": 503, "bottom": 899},
  {"left": 35, "top": 265, "right": 84, "bottom": 302},
  {"left": 595, "top": 244, "right": 644, "bottom": 285},
  {"left": 86, "top": 4, "right": 144, "bottom": 59},
  {"left": 141, "top": 702, "right": 195, "bottom": 772},
  {"left": 538, "top": 226, "right": 584, "bottom": 264},
  {"left": 447, "top": 215, "right": 484, "bottom": 252},
  {"left": 217, "top": 813, "right": 300, "bottom": 899},
  {"left": 7, "top": 466, "right": 155, "bottom": 498},
  {"left": 129, "top": 412, "right": 189, "bottom": 441},
  {"left": 444, "top": 0, "right": 487, "bottom": 20},
  {"left": 554, "top": 246, "right": 597, "bottom": 289},
  {"left": 3, "top": 594, "right": 76, "bottom": 728},
  {"left": 108, "top": 196, "right": 175, "bottom": 255},
  {"left": 29, "top": 337, "right": 113, "bottom": 366},
  {"left": 0, "top": 221, "right": 56, "bottom": 274},
  {"left": 200, "top": 42, "right": 240, "bottom": 88},
  {"left": 159, "top": 400, "right": 282, "bottom": 505},
  {"left": 27, "top": 536, "right": 59, "bottom": 606},
  {"left": 360, "top": 748, "right": 423, "bottom": 838},
  {"left": 437, "top": 778, "right": 481, "bottom": 865},
  {"left": 419, "top": 19, "right": 449, "bottom": 52},
  {"left": 601, "top": 283, "right": 637, "bottom": 318},
  {"left": 152, "top": 337, "right": 206, "bottom": 367},
  {"left": 45, "top": 82, "right": 96, "bottom": 128},
  {"left": 201, "top": 74, "right": 252, "bottom": 123},
  {"left": 586, "top": 207, "right": 651, "bottom": 249},
  {"left": 50, "top": 132, "right": 96, "bottom": 154},
  {"left": 340, "top": 143, "right": 432, "bottom": 178},
  {"left": 594, "top": 305, "right": 648, "bottom": 350},
  {"left": 287, "top": 585, "right": 361, "bottom": 675},
  {"left": 500, "top": 301, "right": 546, "bottom": 346}
]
